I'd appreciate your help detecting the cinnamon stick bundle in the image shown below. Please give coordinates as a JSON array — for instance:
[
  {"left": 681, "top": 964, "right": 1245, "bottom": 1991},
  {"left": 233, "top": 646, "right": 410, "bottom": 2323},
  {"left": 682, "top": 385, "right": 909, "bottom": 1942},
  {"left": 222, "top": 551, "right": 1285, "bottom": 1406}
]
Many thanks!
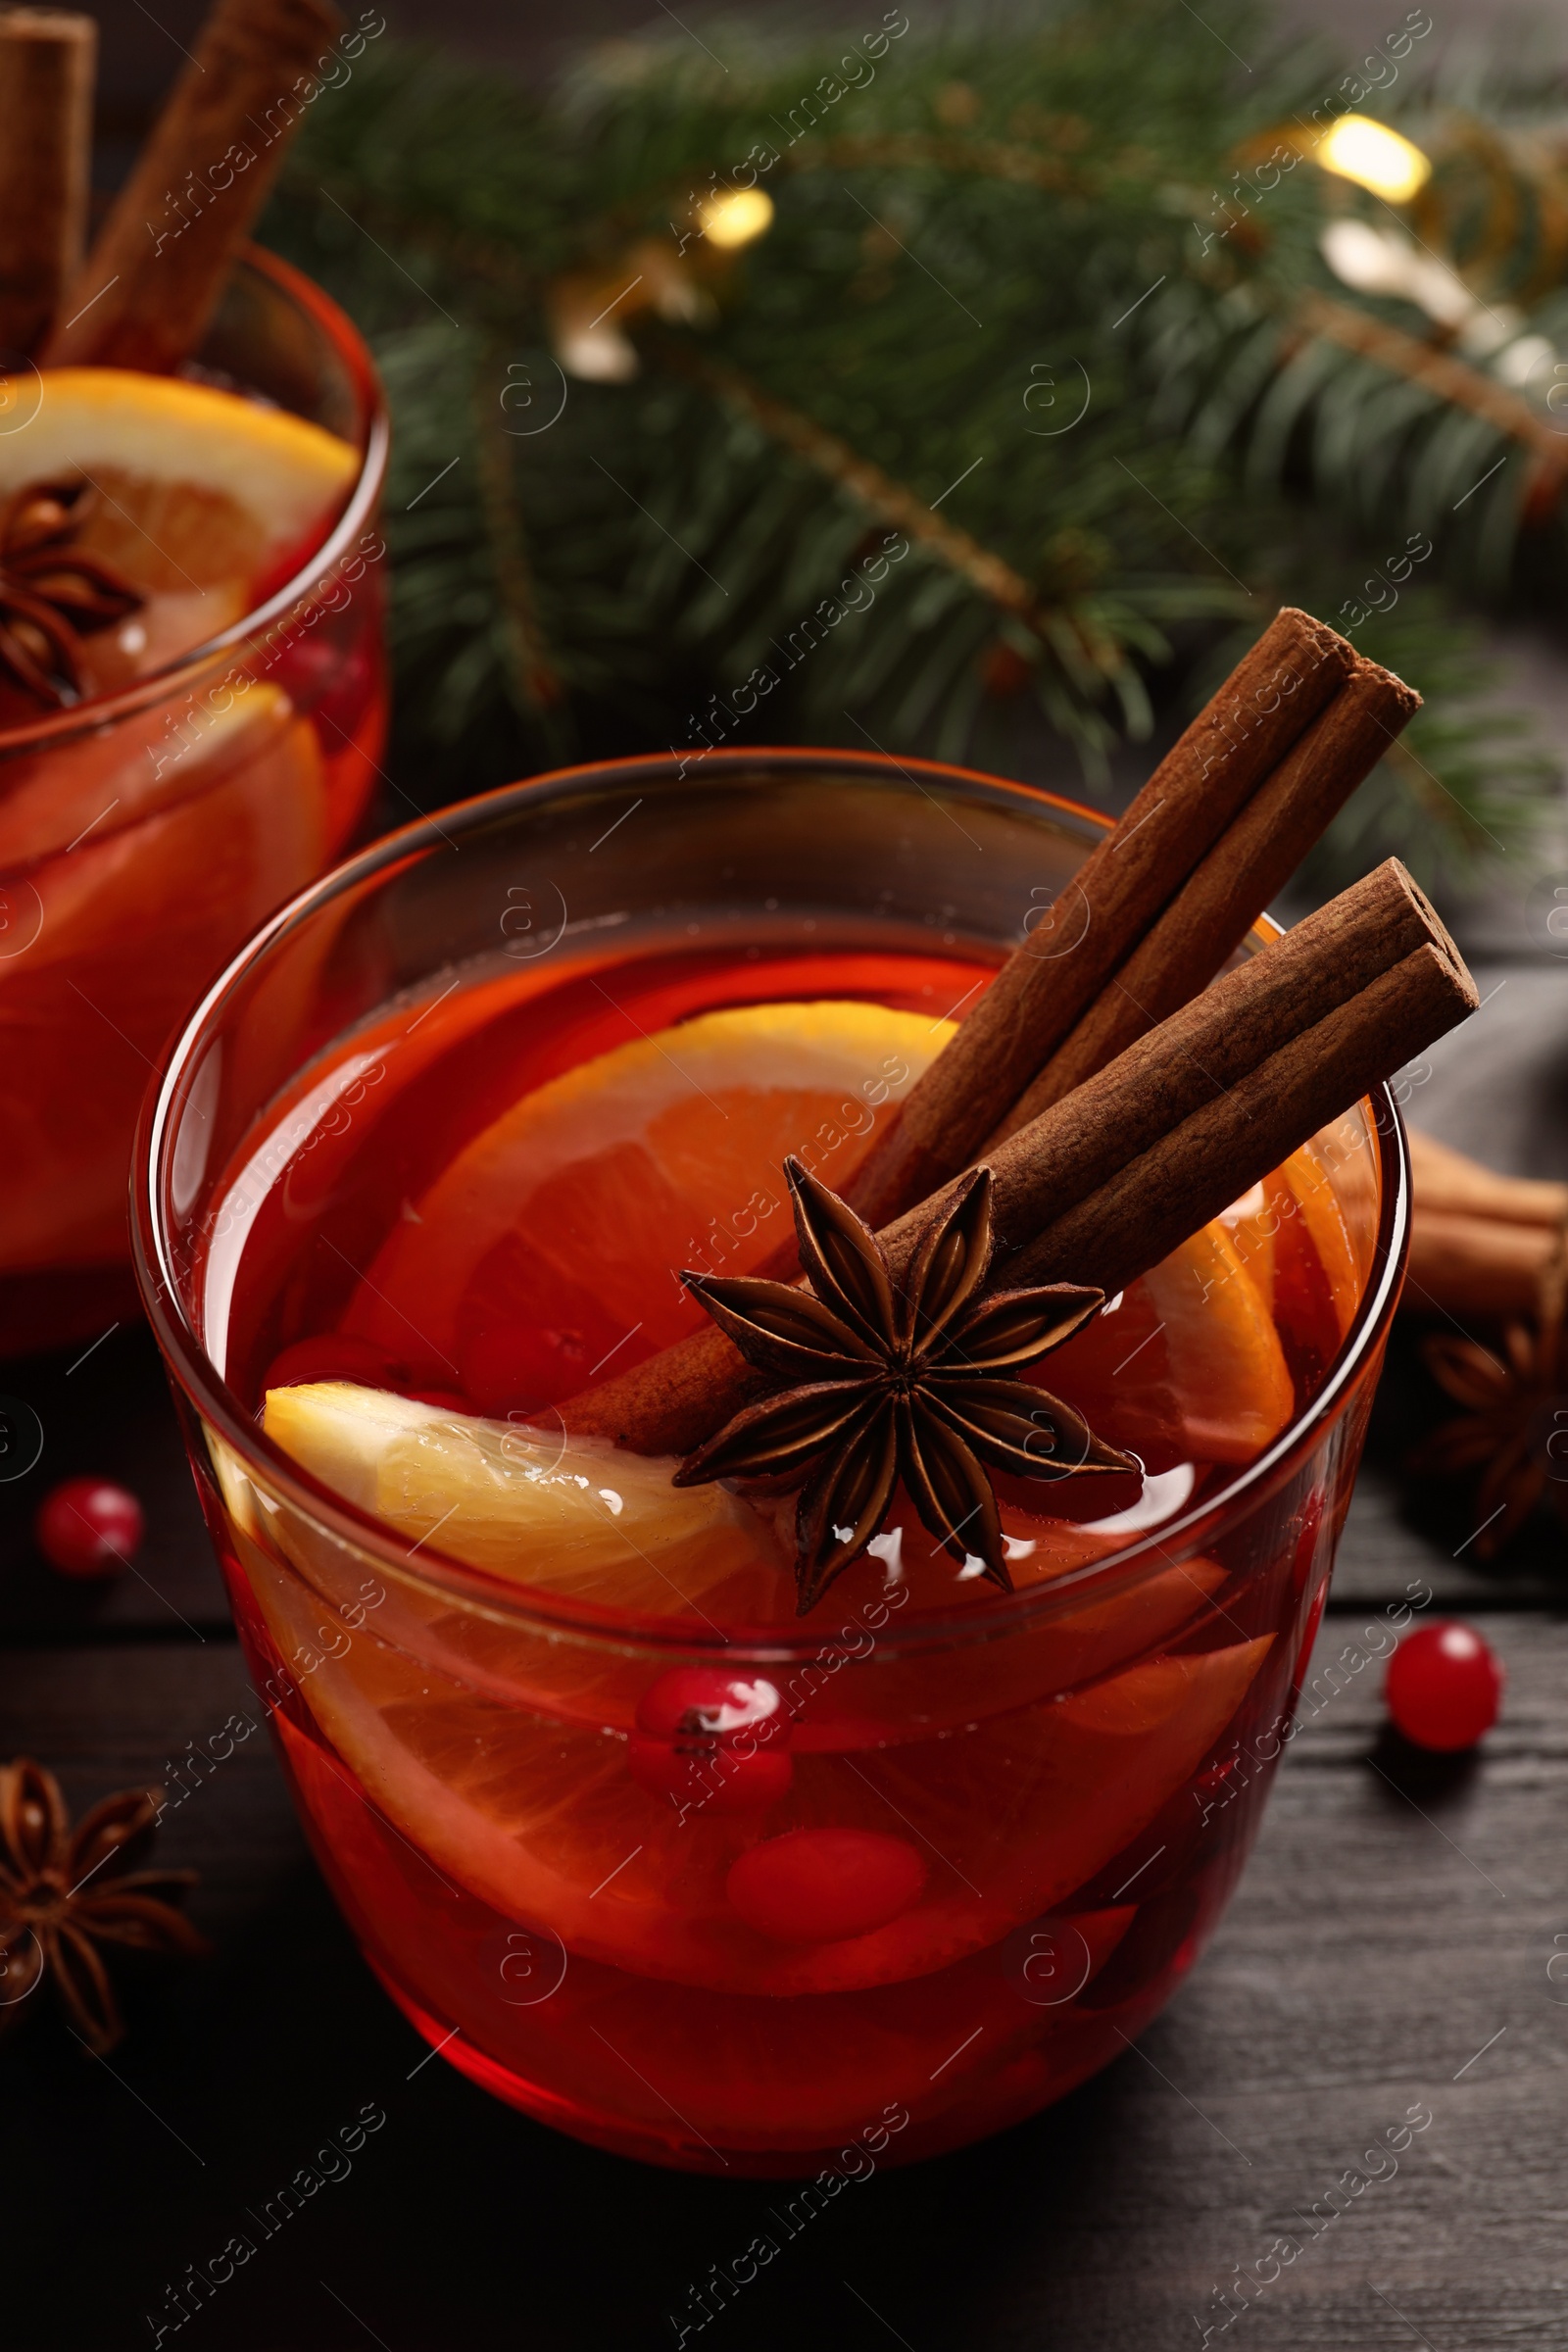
[
  {"left": 43, "top": 0, "right": 343, "bottom": 373},
  {"left": 992, "top": 652, "right": 1420, "bottom": 1137},
  {"left": 843, "top": 605, "right": 1356, "bottom": 1229},
  {"left": 0, "top": 8, "right": 94, "bottom": 357},
  {"left": 564, "top": 859, "right": 1477, "bottom": 1457}
]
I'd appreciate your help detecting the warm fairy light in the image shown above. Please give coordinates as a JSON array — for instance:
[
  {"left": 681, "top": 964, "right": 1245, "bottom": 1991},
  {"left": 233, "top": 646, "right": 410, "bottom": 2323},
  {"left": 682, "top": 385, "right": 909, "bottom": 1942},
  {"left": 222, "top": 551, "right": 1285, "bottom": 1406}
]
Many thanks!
[
  {"left": 1317, "top": 116, "right": 1432, "bottom": 203},
  {"left": 699, "top": 188, "right": 774, "bottom": 249}
]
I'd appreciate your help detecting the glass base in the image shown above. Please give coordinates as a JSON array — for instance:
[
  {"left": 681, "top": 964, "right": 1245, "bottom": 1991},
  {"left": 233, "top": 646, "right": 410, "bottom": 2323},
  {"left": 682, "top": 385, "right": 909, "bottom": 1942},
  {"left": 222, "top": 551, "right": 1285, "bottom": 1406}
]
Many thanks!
[
  {"left": 369, "top": 1953, "right": 1187, "bottom": 2176},
  {"left": 255, "top": 1658, "right": 1239, "bottom": 2180}
]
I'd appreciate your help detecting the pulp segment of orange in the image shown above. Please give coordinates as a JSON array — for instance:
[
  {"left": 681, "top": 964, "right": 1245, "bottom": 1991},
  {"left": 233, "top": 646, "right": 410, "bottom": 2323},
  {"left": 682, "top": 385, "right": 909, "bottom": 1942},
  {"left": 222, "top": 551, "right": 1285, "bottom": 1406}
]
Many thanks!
[
  {"left": 1022, "top": 1214, "right": 1296, "bottom": 1471},
  {"left": 1221, "top": 1142, "right": 1362, "bottom": 1348}
]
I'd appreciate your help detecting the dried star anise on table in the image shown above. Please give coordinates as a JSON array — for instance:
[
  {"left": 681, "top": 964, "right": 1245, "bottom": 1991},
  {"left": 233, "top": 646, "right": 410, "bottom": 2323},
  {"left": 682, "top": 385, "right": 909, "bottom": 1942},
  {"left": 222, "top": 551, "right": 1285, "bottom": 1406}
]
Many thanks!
[
  {"left": 675, "top": 1156, "right": 1138, "bottom": 1612},
  {"left": 0, "top": 1757, "right": 209, "bottom": 2053},
  {"left": 0, "top": 479, "right": 143, "bottom": 707},
  {"left": 1413, "top": 1246, "right": 1568, "bottom": 1559}
]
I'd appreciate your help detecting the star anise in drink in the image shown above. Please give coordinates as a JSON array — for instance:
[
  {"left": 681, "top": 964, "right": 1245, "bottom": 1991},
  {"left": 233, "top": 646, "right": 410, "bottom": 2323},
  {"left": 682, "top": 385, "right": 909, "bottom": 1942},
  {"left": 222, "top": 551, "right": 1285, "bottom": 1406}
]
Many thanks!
[
  {"left": 1414, "top": 1244, "right": 1568, "bottom": 1557},
  {"left": 675, "top": 1157, "right": 1138, "bottom": 1611},
  {"left": 0, "top": 479, "right": 143, "bottom": 706},
  {"left": 0, "top": 1757, "right": 209, "bottom": 2053}
]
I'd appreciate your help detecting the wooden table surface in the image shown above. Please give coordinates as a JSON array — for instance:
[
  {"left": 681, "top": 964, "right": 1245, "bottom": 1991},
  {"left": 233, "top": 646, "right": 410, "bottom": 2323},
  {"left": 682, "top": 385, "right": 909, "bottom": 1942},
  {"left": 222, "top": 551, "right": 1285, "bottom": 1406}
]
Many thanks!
[{"left": 2, "top": 961, "right": 1565, "bottom": 2351}]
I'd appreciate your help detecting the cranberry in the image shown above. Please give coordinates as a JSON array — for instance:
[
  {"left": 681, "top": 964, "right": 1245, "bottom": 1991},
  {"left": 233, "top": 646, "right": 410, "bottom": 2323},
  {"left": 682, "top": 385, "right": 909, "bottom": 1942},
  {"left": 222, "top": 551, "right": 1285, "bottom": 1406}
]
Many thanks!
[
  {"left": 636, "top": 1669, "right": 783, "bottom": 1741},
  {"left": 1385, "top": 1621, "right": 1503, "bottom": 1752},
  {"left": 629, "top": 1668, "right": 792, "bottom": 1815},
  {"left": 726, "top": 1828, "right": 926, "bottom": 1943},
  {"left": 34, "top": 1477, "right": 145, "bottom": 1579}
]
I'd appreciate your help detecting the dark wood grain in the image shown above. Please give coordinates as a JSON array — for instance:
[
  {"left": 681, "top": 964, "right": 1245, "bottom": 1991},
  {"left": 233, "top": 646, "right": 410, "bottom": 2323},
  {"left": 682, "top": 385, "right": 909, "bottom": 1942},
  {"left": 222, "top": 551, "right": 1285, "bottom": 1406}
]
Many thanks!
[{"left": 0, "top": 1615, "right": 1561, "bottom": 2351}]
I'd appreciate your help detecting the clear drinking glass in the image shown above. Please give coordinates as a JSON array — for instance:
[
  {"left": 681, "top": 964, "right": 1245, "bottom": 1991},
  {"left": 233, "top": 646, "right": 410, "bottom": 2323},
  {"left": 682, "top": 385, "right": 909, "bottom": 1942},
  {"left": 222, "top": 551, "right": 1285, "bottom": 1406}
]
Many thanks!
[
  {"left": 132, "top": 750, "right": 1409, "bottom": 2177},
  {"left": 0, "top": 245, "right": 388, "bottom": 1355}
]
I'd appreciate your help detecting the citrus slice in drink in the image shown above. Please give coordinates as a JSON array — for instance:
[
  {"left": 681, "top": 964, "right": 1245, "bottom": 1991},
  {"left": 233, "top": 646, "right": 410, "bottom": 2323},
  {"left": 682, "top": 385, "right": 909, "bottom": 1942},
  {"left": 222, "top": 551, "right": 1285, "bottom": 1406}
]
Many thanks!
[
  {"left": 337, "top": 995, "right": 1295, "bottom": 1465},
  {"left": 262, "top": 1379, "right": 789, "bottom": 1621},
  {"left": 342, "top": 1000, "right": 952, "bottom": 1410},
  {"left": 1033, "top": 1215, "right": 1295, "bottom": 1469},
  {"left": 0, "top": 368, "right": 357, "bottom": 622}
]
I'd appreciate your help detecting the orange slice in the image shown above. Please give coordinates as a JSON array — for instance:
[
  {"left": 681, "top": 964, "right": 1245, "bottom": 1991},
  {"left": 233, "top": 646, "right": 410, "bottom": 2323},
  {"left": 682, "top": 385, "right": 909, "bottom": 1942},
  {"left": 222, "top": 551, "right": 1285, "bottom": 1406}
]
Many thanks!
[
  {"left": 0, "top": 369, "right": 359, "bottom": 701},
  {"left": 1035, "top": 1217, "right": 1295, "bottom": 1469},
  {"left": 344, "top": 1001, "right": 952, "bottom": 1411},
  {"left": 0, "top": 368, "right": 357, "bottom": 594}
]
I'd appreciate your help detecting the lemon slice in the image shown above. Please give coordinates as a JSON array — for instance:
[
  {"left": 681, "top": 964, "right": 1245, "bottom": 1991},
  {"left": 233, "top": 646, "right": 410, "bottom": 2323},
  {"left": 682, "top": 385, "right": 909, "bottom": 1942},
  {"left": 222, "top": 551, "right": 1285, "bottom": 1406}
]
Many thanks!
[{"left": 264, "top": 1380, "right": 786, "bottom": 1610}]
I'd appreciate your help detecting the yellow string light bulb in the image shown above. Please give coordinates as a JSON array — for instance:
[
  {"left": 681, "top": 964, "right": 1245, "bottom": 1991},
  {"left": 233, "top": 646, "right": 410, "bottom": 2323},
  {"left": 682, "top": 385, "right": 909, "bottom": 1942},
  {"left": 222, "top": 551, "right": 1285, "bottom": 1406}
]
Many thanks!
[
  {"left": 1318, "top": 116, "right": 1432, "bottom": 203},
  {"left": 699, "top": 188, "right": 774, "bottom": 249}
]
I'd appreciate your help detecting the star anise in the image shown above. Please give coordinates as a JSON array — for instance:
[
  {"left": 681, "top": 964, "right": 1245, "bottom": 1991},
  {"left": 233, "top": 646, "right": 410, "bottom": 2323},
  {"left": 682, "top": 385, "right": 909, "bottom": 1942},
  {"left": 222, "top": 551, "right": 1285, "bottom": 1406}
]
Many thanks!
[
  {"left": 1413, "top": 1244, "right": 1568, "bottom": 1558},
  {"left": 0, "top": 1757, "right": 209, "bottom": 2053},
  {"left": 674, "top": 1156, "right": 1138, "bottom": 1612},
  {"left": 0, "top": 479, "right": 143, "bottom": 706}
]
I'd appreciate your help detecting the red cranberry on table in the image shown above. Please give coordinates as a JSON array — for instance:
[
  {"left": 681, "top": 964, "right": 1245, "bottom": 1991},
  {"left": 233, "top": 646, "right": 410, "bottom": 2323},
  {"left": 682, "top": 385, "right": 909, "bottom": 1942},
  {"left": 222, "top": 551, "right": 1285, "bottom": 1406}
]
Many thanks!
[
  {"left": 629, "top": 1667, "right": 793, "bottom": 1813},
  {"left": 726, "top": 1828, "right": 927, "bottom": 1943},
  {"left": 33, "top": 1477, "right": 145, "bottom": 1579},
  {"left": 1385, "top": 1621, "right": 1503, "bottom": 1752}
]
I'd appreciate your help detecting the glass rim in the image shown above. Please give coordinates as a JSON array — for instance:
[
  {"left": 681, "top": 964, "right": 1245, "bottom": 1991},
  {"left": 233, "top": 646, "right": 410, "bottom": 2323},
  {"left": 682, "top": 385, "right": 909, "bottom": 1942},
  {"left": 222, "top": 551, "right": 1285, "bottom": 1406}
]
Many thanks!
[
  {"left": 0, "top": 244, "right": 389, "bottom": 760},
  {"left": 130, "top": 747, "right": 1412, "bottom": 1661}
]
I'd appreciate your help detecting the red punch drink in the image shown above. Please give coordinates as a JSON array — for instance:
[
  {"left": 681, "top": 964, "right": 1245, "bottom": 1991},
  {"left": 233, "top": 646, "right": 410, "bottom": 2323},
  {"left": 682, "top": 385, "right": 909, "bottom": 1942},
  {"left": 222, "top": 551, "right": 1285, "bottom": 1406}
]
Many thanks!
[
  {"left": 137, "top": 751, "right": 1405, "bottom": 2174},
  {"left": 0, "top": 250, "right": 386, "bottom": 1354}
]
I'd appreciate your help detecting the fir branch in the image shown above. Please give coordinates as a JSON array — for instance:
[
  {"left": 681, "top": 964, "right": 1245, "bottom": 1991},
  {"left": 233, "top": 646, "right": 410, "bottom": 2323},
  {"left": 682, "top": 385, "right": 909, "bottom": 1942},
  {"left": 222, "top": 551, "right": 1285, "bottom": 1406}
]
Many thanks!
[
  {"left": 469, "top": 345, "right": 568, "bottom": 727},
  {"left": 783, "top": 131, "right": 1092, "bottom": 194},
  {"left": 651, "top": 337, "right": 1055, "bottom": 628},
  {"left": 1296, "top": 292, "right": 1568, "bottom": 517},
  {"left": 259, "top": 6, "right": 1562, "bottom": 883}
]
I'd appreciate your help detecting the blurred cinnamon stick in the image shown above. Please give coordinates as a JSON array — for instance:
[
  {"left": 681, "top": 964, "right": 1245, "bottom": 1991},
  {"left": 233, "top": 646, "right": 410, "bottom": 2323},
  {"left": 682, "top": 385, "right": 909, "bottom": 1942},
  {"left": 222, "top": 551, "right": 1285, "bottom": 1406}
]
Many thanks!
[
  {"left": 0, "top": 8, "right": 94, "bottom": 356},
  {"left": 1405, "top": 1128, "right": 1568, "bottom": 1318},
  {"left": 43, "top": 0, "right": 343, "bottom": 372}
]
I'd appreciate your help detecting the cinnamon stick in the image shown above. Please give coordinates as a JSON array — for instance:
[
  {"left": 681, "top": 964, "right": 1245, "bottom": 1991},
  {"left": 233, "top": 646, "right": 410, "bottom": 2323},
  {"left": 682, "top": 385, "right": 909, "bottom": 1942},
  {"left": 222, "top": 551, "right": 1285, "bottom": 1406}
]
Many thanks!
[
  {"left": 992, "top": 653, "right": 1422, "bottom": 1137},
  {"left": 1406, "top": 1128, "right": 1568, "bottom": 1230},
  {"left": 42, "top": 0, "right": 343, "bottom": 373},
  {"left": 1406, "top": 1210, "right": 1562, "bottom": 1319},
  {"left": 1403, "top": 1128, "right": 1568, "bottom": 1317},
  {"left": 564, "top": 859, "right": 1475, "bottom": 1456},
  {"left": 0, "top": 8, "right": 93, "bottom": 357},
  {"left": 842, "top": 606, "right": 1355, "bottom": 1229},
  {"left": 1009, "top": 950, "right": 1469, "bottom": 1296}
]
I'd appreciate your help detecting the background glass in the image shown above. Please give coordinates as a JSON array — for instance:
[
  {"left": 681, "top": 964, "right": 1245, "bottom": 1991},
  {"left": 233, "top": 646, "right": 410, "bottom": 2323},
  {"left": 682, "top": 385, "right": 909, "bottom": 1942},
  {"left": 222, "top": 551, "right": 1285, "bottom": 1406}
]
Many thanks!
[{"left": 0, "top": 245, "right": 388, "bottom": 1356}]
